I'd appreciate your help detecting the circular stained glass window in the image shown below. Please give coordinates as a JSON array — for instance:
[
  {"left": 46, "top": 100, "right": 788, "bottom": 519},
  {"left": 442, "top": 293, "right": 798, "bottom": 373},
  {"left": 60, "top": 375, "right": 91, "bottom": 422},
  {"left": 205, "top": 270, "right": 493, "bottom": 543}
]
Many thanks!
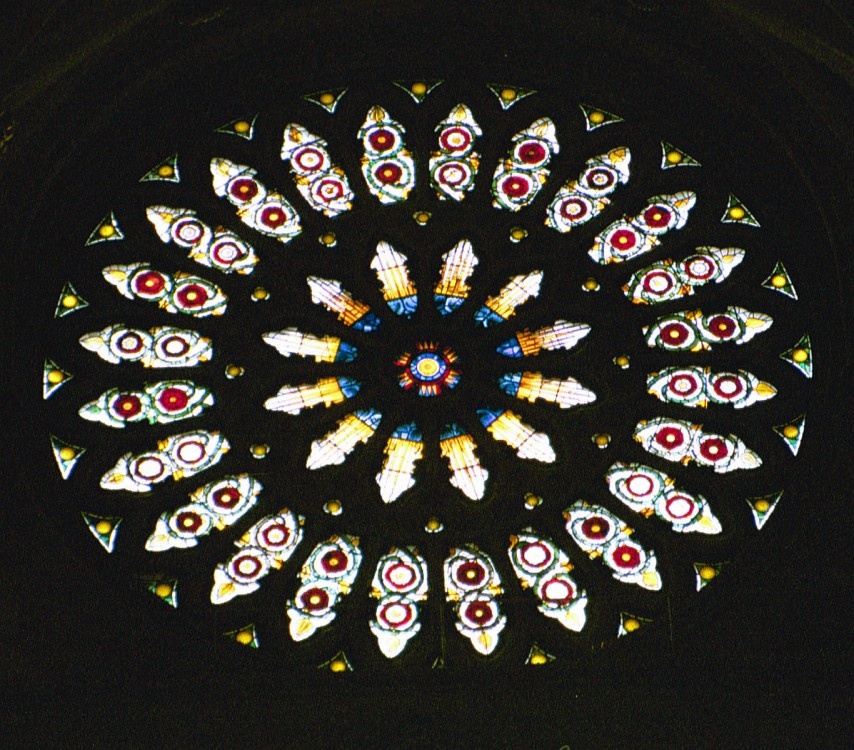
[{"left": 41, "top": 80, "right": 813, "bottom": 669}]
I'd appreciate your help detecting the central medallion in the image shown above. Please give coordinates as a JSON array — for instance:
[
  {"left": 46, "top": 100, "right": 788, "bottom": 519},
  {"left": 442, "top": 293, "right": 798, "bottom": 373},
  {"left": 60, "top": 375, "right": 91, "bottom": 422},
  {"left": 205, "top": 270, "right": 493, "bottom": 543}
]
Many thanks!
[{"left": 396, "top": 342, "right": 461, "bottom": 397}]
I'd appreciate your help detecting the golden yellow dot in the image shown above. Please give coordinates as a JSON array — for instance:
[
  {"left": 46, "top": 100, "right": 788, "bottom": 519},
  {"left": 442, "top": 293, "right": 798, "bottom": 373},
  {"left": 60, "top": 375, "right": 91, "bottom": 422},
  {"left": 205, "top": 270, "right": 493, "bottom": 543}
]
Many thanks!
[
  {"left": 771, "top": 274, "right": 787, "bottom": 288},
  {"left": 251, "top": 287, "right": 269, "bottom": 301},
  {"left": 225, "top": 364, "right": 244, "bottom": 377},
  {"left": 593, "top": 434, "right": 611, "bottom": 448},
  {"left": 792, "top": 348, "right": 809, "bottom": 363},
  {"left": 233, "top": 120, "right": 251, "bottom": 133},
  {"left": 326, "top": 500, "right": 342, "bottom": 513},
  {"left": 510, "top": 227, "right": 527, "bottom": 241},
  {"left": 666, "top": 150, "right": 683, "bottom": 164},
  {"left": 583, "top": 277, "right": 599, "bottom": 291},
  {"left": 614, "top": 355, "right": 630, "bottom": 367},
  {"left": 329, "top": 659, "right": 347, "bottom": 673},
  {"left": 410, "top": 82, "right": 427, "bottom": 96},
  {"left": 617, "top": 235, "right": 629, "bottom": 244},
  {"left": 529, "top": 653, "right": 548, "bottom": 665},
  {"left": 500, "top": 88, "right": 517, "bottom": 101},
  {"left": 524, "top": 493, "right": 541, "bottom": 508},
  {"left": 651, "top": 212, "right": 663, "bottom": 222},
  {"left": 251, "top": 444, "right": 269, "bottom": 457},
  {"left": 728, "top": 206, "right": 746, "bottom": 220},
  {"left": 235, "top": 630, "right": 253, "bottom": 645},
  {"left": 47, "top": 369, "right": 65, "bottom": 384},
  {"left": 58, "top": 447, "right": 76, "bottom": 461},
  {"left": 782, "top": 424, "right": 799, "bottom": 439},
  {"left": 589, "top": 111, "right": 605, "bottom": 124},
  {"left": 465, "top": 569, "right": 477, "bottom": 580},
  {"left": 590, "top": 524, "right": 601, "bottom": 534},
  {"left": 320, "top": 232, "right": 337, "bottom": 246},
  {"left": 623, "top": 618, "right": 641, "bottom": 632},
  {"left": 754, "top": 499, "right": 770, "bottom": 512},
  {"left": 95, "top": 520, "right": 112, "bottom": 535},
  {"left": 61, "top": 294, "right": 78, "bottom": 308},
  {"left": 621, "top": 552, "right": 632, "bottom": 562},
  {"left": 426, "top": 517, "right": 442, "bottom": 531},
  {"left": 668, "top": 329, "right": 682, "bottom": 339},
  {"left": 699, "top": 565, "right": 717, "bottom": 581},
  {"left": 154, "top": 582, "right": 173, "bottom": 598},
  {"left": 309, "top": 594, "right": 322, "bottom": 605},
  {"left": 157, "top": 165, "right": 174, "bottom": 177},
  {"left": 319, "top": 93, "right": 335, "bottom": 105},
  {"left": 98, "top": 224, "right": 115, "bottom": 238},
  {"left": 414, "top": 211, "right": 431, "bottom": 225}
]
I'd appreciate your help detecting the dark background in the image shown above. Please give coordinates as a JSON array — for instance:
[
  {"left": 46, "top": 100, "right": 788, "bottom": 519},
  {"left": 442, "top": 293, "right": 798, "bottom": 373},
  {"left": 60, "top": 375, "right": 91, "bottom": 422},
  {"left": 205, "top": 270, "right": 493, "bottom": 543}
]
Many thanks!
[{"left": 0, "top": 1, "right": 850, "bottom": 747}]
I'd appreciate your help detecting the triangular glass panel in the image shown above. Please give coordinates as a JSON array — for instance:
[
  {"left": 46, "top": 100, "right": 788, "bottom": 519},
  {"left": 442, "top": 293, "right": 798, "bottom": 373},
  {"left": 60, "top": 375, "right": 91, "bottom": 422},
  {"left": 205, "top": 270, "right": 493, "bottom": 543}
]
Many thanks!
[
  {"left": 694, "top": 562, "right": 726, "bottom": 591},
  {"left": 85, "top": 211, "right": 124, "bottom": 245},
  {"left": 579, "top": 103, "right": 624, "bottom": 130},
  {"left": 50, "top": 435, "right": 85, "bottom": 479},
  {"left": 143, "top": 575, "right": 178, "bottom": 608},
  {"left": 393, "top": 80, "right": 443, "bottom": 103},
  {"left": 780, "top": 334, "right": 813, "bottom": 378},
  {"left": 139, "top": 153, "right": 180, "bottom": 183},
  {"left": 773, "top": 414, "right": 805, "bottom": 456},
  {"left": 721, "top": 194, "right": 760, "bottom": 226},
  {"left": 303, "top": 88, "right": 347, "bottom": 113},
  {"left": 746, "top": 491, "right": 782, "bottom": 530},
  {"left": 43, "top": 358, "right": 73, "bottom": 399},
  {"left": 82, "top": 512, "right": 121, "bottom": 553},
  {"left": 224, "top": 624, "right": 259, "bottom": 648},
  {"left": 319, "top": 650, "right": 353, "bottom": 672},
  {"left": 660, "top": 141, "right": 701, "bottom": 169},
  {"left": 618, "top": 612, "right": 652, "bottom": 637},
  {"left": 215, "top": 115, "right": 257, "bottom": 140},
  {"left": 762, "top": 261, "right": 798, "bottom": 299},
  {"left": 54, "top": 282, "right": 88, "bottom": 318},
  {"left": 525, "top": 644, "right": 556, "bottom": 665},
  {"left": 487, "top": 83, "right": 536, "bottom": 110}
]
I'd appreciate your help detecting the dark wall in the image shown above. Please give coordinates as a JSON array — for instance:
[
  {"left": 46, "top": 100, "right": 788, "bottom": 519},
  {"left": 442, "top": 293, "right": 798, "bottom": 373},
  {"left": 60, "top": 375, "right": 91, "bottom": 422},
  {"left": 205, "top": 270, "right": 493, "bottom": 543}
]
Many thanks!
[{"left": 1, "top": 2, "right": 849, "bottom": 747}]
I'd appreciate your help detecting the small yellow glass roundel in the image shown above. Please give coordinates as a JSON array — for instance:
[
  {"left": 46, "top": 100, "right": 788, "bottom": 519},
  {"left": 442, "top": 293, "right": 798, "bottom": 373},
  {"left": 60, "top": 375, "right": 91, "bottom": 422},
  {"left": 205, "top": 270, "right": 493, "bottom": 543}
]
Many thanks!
[
  {"left": 410, "top": 82, "right": 427, "bottom": 96},
  {"left": 754, "top": 499, "right": 770, "bottom": 512},
  {"left": 329, "top": 659, "right": 347, "bottom": 673},
  {"left": 589, "top": 111, "right": 605, "bottom": 124},
  {"left": 426, "top": 517, "right": 442, "bottom": 532},
  {"left": 233, "top": 120, "right": 251, "bottom": 133},
  {"left": 235, "top": 630, "right": 253, "bottom": 645},
  {"left": 47, "top": 369, "right": 65, "bottom": 384},
  {"left": 58, "top": 447, "right": 76, "bottom": 461},
  {"left": 728, "top": 206, "right": 746, "bottom": 220},
  {"left": 98, "top": 224, "right": 115, "bottom": 238},
  {"left": 154, "top": 582, "right": 173, "bottom": 597},
  {"left": 157, "top": 165, "right": 174, "bottom": 177},
  {"left": 95, "top": 520, "right": 112, "bottom": 534},
  {"left": 623, "top": 618, "right": 641, "bottom": 632},
  {"left": 666, "top": 150, "right": 683, "bottom": 164},
  {"left": 529, "top": 653, "right": 548, "bottom": 665},
  {"left": 771, "top": 274, "right": 787, "bottom": 288},
  {"left": 500, "top": 88, "right": 517, "bottom": 102},
  {"left": 782, "top": 424, "right": 799, "bottom": 439},
  {"left": 62, "top": 295, "right": 78, "bottom": 308},
  {"left": 699, "top": 565, "right": 717, "bottom": 581},
  {"left": 319, "top": 93, "right": 335, "bottom": 105},
  {"left": 792, "top": 348, "right": 808, "bottom": 363}
]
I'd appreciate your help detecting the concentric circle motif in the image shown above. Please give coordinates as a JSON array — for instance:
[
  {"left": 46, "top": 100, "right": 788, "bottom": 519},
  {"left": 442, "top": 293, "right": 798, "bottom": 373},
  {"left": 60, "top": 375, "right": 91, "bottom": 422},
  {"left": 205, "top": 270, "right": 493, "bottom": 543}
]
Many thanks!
[{"left": 48, "top": 83, "right": 808, "bottom": 668}]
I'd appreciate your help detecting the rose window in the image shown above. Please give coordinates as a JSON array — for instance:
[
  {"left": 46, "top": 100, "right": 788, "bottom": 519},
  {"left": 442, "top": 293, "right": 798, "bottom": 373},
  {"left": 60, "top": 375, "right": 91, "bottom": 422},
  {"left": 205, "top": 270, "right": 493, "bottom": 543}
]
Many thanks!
[{"left": 42, "top": 81, "right": 811, "bottom": 669}]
